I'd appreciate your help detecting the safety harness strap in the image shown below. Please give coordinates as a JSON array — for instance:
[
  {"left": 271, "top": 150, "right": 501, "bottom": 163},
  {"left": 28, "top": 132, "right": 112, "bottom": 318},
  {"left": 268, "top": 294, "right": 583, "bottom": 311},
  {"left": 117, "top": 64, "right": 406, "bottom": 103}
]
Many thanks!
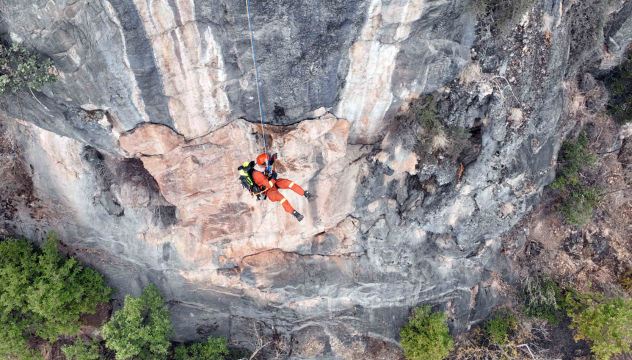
[{"left": 251, "top": 188, "right": 268, "bottom": 197}]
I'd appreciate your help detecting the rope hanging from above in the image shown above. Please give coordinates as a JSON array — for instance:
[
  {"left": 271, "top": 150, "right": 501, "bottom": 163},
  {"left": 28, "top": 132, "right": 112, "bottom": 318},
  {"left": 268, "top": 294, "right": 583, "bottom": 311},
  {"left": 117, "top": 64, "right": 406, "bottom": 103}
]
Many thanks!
[{"left": 246, "top": 0, "right": 271, "bottom": 170}]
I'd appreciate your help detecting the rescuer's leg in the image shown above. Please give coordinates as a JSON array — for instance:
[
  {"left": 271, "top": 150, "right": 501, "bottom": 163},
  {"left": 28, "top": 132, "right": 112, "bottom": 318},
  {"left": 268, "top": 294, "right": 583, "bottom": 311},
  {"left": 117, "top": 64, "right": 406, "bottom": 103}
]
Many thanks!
[
  {"left": 266, "top": 188, "right": 295, "bottom": 213},
  {"left": 275, "top": 179, "right": 305, "bottom": 196}
]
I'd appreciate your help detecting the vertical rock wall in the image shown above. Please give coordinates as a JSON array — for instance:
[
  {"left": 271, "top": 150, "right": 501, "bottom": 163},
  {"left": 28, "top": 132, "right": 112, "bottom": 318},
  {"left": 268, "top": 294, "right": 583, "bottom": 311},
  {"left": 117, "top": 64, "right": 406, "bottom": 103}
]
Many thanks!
[
  {"left": 1, "top": 0, "right": 632, "bottom": 358},
  {"left": 0, "top": 0, "right": 473, "bottom": 143}
]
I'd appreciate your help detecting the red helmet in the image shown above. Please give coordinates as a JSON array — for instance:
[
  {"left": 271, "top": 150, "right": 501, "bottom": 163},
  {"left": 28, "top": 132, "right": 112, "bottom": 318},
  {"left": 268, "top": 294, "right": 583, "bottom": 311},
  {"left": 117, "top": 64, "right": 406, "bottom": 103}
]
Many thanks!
[{"left": 256, "top": 153, "right": 270, "bottom": 166}]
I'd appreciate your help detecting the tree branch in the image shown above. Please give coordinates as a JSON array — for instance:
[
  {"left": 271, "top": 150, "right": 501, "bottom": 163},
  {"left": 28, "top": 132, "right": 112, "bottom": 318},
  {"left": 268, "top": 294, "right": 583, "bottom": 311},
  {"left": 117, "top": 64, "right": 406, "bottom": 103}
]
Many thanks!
[
  {"left": 29, "top": 87, "right": 49, "bottom": 111},
  {"left": 517, "top": 344, "right": 536, "bottom": 359},
  {"left": 596, "top": 147, "right": 622, "bottom": 155},
  {"left": 249, "top": 341, "right": 271, "bottom": 360}
]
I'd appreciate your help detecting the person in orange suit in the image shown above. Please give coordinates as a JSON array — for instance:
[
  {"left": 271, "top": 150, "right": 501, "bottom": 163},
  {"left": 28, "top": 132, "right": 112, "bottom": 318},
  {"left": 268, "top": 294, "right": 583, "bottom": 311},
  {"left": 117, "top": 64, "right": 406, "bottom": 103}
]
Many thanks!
[{"left": 252, "top": 153, "right": 314, "bottom": 222}]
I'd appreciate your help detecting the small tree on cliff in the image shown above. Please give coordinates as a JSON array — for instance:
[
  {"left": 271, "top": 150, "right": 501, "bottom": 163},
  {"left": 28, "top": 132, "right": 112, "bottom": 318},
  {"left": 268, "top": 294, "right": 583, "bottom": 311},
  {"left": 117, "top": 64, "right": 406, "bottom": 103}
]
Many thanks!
[
  {"left": 101, "top": 284, "right": 173, "bottom": 360},
  {"left": 0, "top": 37, "right": 57, "bottom": 96},
  {"left": 550, "top": 131, "right": 601, "bottom": 226},
  {"left": 400, "top": 305, "right": 454, "bottom": 360}
]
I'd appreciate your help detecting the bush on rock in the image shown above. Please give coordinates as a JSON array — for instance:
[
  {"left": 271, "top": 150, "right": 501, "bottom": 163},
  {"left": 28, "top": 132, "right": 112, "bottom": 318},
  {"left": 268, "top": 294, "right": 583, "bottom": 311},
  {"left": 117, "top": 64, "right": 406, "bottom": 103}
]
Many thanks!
[
  {"left": 550, "top": 131, "right": 601, "bottom": 226},
  {"left": 0, "top": 38, "right": 57, "bottom": 95},
  {"left": 102, "top": 284, "right": 173, "bottom": 360},
  {"left": 174, "top": 337, "right": 229, "bottom": 360},
  {"left": 400, "top": 305, "right": 454, "bottom": 360},
  {"left": 522, "top": 273, "right": 566, "bottom": 325}
]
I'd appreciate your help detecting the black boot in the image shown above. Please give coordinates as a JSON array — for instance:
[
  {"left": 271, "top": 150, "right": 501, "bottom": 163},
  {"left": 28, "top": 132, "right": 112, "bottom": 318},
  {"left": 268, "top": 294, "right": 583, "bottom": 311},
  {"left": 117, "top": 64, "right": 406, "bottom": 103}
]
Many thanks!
[
  {"left": 292, "top": 210, "right": 304, "bottom": 222},
  {"left": 304, "top": 191, "right": 316, "bottom": 202}
]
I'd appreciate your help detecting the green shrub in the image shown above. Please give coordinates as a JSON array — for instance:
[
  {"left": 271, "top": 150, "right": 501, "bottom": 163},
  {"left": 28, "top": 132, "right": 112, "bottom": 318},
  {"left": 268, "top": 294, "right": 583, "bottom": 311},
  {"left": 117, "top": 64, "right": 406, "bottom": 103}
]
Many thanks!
[
  {"left": 413, "top": 95, "right": 443, "bottom": 135},
  {"left": 483, "top": 309, "right": 518, "bottom": 345},
  {"left": 522, "top": 274, "right": 565, "bottom": 325},
  {"left": 560, "top": 185, "right": 602, "bottom": 226},
  {"left": 62, "top": 338, "right": 101, "bottom": 360},
  {"left": 0, "top": 38, "right": 57, "bottom": 95},
  {"left": 566, "top": 292, "right": 632, "bottom": 360},
  {"left": 174, "top": 337, "right": 229, "bottom": 360},
  {"left": 411, "top": 95, "right": 470, "bottom": 161},
  {"left": 399, "top": 305, "right": 454, "bottom": 360},
  {"left": 556, "top": 132, "right": 597, "bottom": 179},
  {"left": 101, "top": 284, "right": 173, "bottom": 360},
  {"left": 0, "top": 233, "right": 113, "bottom": 359},
  {"left": 550, "top": 132, "right": 601, "bottom": 226}
]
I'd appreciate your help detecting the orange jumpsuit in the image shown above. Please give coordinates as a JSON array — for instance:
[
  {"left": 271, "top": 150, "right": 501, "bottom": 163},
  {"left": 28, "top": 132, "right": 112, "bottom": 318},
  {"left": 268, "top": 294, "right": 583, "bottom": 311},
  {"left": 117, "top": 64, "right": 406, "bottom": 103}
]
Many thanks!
[{"left": 252, "top": 171, "right": 305, "bottom": 213}]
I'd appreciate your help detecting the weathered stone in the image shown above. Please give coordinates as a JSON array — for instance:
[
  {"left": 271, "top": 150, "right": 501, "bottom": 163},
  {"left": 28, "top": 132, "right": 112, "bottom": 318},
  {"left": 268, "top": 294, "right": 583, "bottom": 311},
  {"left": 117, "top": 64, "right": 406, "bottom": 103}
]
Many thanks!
[
  {"left": 1, "top": 0, "right": 632, "bottom": 358},
  {"left": 127, "top": 115, "right": 358, "bottom": 249},
  {"left": 119, "top": 124, "right": 184, "bottom": 156},
  {"left": 580, "top": 73, "right": 597, "bottom": 92}
]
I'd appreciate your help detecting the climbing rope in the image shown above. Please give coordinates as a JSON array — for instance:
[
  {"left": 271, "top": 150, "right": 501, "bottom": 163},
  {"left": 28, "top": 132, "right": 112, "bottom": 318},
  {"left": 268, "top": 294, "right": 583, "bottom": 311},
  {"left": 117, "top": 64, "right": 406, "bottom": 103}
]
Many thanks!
[{"left": 246, "top": 0, "right": 271, "bottom": 170}]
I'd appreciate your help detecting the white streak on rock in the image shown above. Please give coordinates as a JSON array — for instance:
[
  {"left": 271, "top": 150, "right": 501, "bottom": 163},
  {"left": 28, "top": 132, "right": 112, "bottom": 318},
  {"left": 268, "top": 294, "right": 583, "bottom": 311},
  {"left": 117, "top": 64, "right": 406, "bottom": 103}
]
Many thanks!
[
  {"left": 336, "top": 0, "right": 425, "bottom": 144},
  {"left": 131, "top": 0, "right": 230, "bottom": 139}
]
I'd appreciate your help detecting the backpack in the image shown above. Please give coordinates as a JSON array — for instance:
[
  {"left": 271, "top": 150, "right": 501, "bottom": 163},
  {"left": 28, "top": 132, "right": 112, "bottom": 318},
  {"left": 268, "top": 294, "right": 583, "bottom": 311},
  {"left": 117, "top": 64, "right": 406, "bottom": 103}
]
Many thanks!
[{"left": 238, "top": 161, "right": 265, "bottom": 200}]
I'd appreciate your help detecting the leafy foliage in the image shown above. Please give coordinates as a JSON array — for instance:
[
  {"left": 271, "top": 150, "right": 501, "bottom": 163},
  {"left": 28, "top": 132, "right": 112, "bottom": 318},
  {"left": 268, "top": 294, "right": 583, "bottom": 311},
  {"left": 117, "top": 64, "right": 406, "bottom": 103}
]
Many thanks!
[
  {"left": 560, "top": 185, "right": 602, "bottom": 226},
  {"left": 483, "top": 309, "right": 518, "bottom": 345},
  {"left": 550, "top": 132, "right": 601, "bottom": 226},
  {"left": 606, "top": 53, "right": 632, "bottom": 124},
  {"left": 566, "top": 292, "right": 632, "bottom": 360},
  {"left": 411, "top": 95, "right": 470, "bottom": 161},
  {"left": 101, "top": 284, "right": 173, "bottom": 360},
  {"left": 62, "top": 339, "right": 101, "bottom": 360},
  {"left": 174, "top": 337, "right": 229, "bottom": 360},
  {"left": 399, "top": 305, "right": 454, "bottom": 360},
  {"left": 522, "top": 274, "right": 565, "bottom": 325},
  {"left": 0, "top": 233, "right": 113, "bottom": 359},
  {"left": 0, "top": 38, "right": 57, "bottom": 95},
  {"left": 555, "top": 132, "right": 597, "bottom": 179}
]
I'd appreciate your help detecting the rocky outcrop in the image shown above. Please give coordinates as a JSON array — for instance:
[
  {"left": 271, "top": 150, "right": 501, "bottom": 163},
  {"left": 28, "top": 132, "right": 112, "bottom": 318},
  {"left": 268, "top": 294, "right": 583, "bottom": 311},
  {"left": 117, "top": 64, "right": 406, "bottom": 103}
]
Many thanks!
[
  {"left": 1, "top": 0, "right": 631, "bottom": 358},
  {"left": 0, "top": 0, "right": 472, "bottom": 145}
]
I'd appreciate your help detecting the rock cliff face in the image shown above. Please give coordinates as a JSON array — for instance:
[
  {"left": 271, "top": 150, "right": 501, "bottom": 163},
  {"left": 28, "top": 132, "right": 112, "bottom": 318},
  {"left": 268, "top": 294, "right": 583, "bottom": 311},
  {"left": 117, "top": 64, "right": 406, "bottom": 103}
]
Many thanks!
[{"left": 1, "top": 0, "right": 632, "bottom": 358}]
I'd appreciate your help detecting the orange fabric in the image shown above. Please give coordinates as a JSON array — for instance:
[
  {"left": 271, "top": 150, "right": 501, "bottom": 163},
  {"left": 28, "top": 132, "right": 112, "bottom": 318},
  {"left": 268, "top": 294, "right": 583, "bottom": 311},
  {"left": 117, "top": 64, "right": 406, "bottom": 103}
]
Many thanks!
[
  {"left": 267, "top": 188, "right": 294, "bottom": 213},
  {"left": 252, "top": 171, "right": 274, "bottom": 190},
  {"left": 276, "top": 178, "right": 305, "bottom": 196},
  {"left": 251, "top": 171, "right": 303, "bottom": 213}
]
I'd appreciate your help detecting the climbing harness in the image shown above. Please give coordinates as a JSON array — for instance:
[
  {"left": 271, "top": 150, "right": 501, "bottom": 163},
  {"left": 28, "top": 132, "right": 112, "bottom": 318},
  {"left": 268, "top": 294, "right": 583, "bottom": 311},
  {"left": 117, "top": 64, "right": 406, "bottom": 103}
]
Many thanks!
[
  {"left": 246, "top": 0, "right": 272, "bottom": 173},
  {"left": 251, "top": 187, "right": 269, "bottom": 198}
]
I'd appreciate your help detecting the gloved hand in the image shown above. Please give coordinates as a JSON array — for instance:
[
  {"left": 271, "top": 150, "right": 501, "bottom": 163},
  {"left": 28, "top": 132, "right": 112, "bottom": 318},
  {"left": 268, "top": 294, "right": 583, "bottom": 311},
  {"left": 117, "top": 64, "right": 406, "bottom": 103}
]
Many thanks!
[{"left": 269, "top": 171, "right": 278, "bottom": 180}]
